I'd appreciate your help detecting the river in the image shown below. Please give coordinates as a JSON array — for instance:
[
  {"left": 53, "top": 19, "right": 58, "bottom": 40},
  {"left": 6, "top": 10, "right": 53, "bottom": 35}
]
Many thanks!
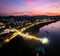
[{"left": 37, "top": 21, "right": 60, "bottom": 56}]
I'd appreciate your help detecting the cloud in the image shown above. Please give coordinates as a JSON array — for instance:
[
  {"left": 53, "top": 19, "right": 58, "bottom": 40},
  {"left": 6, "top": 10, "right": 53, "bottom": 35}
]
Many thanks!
[
  {"left": 12, "top": 11, "right": 46, "bottom": 16},
  {"left": 12, "top": 11, "right": 33, "bottom": 16},
  {"left": 45, "top": 12, "right": 60, "bottom": 16},
  {"left": 51, "top": 2, "right": 60, "bottom": 8},
  {"left": 25, "top": 0, "right": 47, "bottom": 6}
]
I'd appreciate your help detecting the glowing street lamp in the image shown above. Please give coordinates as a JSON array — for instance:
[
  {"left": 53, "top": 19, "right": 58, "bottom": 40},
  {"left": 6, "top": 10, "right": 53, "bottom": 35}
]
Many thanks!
[{"left": 41, "top": 38, "right": 49, "bottom": 44}]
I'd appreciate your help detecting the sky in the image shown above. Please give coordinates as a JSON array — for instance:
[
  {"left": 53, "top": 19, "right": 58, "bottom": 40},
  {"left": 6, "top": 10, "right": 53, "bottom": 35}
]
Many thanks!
[{"left": 0, "top": 0, "right": 60, "bottom": 16}]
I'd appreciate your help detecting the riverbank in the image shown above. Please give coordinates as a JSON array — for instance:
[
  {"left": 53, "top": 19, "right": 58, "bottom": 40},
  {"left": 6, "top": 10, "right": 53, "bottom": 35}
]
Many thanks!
[{"left": 23, "top": 20, "right": 57, "bottom": 35}]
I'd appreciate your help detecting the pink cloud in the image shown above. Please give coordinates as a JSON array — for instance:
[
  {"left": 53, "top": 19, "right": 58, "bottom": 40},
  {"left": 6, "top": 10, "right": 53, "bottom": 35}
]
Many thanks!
[
  {"left": 51, "top": 2, "right": 60, "bottom": 8},
  {"left": 25, "top": 0, "right": 47, "bottom": 6},
  {"left": 34, "top": 2, "right": 60, "bottom": 13},
  {"left": 46, "top": 2, "right": 60, "bottom": 13}
]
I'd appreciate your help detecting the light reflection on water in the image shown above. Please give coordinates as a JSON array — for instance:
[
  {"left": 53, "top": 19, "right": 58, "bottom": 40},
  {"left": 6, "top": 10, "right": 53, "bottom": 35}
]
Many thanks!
[
  {"left": 37, "top": 21, "right": 60, "bottom": 55},
  {"left": 38, "top": 21, "right": 60, "bottom": 37}
]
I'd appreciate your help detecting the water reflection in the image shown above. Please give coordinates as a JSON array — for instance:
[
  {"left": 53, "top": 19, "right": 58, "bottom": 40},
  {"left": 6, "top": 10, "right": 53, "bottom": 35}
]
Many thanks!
[
  {"left": 38, "top": 21, "right": 60, "bottom": 37},
  {"left": 37, "top": 21, "right": 60, "bottom": 56}
]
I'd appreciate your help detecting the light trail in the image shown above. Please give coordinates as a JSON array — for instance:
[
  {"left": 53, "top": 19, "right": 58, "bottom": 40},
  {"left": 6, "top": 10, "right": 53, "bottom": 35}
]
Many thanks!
[
  {"left": 5, "top": 29, "right": 42, "bottom": 42},
  {"left": 5, "top": 30, "right": 19, "bottom": 42},
  {"left": 0, "top": 29, "right": 19, "bottom": 47},
  {"left": 4, "top": 29, "right": 49, "bottom": 47}
]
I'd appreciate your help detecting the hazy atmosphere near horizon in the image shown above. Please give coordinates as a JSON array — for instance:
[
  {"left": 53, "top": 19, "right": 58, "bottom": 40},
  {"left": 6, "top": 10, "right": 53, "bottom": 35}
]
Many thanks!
[{"left": 0, "top": 0, "right": 60, "bottom": 16}]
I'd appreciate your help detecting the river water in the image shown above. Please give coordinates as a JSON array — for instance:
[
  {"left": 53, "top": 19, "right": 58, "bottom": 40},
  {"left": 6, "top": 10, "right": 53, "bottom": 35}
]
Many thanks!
[{"left": 37, "top": 21, "right": 60, "bottom": 55}]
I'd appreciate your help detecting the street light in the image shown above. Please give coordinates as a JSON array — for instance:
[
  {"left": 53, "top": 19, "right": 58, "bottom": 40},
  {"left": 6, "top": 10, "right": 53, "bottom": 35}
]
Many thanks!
[{"left": 41, "top": 38, "right": 49, "bottom": 44}]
